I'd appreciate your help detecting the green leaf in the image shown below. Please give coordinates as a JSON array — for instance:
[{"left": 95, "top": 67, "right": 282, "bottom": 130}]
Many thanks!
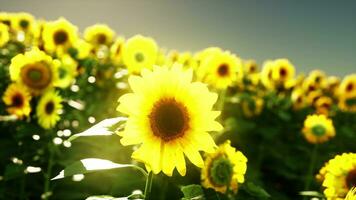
[
  {"left": 85, "top": 195, "right": 123, "bottom": 200},
  {"left": 243, "top": 182, "right": 270, "bottom": 199},
  {"left": 4, "top": 164, "right": 26, "bottom": 181},
  {"left": 67, "top": 117, "right": 127, "bottom": 142},
  {"left": 52, "top": 158, "right": 147, "bottom": 180},
  {"left": 181, "top": 184, "right": 204, "bottom": 200}
]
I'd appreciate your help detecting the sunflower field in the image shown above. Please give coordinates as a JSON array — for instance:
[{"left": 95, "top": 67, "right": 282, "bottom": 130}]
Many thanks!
[{"left": 0, "top": 12, "right": 355, "bottom": 200}]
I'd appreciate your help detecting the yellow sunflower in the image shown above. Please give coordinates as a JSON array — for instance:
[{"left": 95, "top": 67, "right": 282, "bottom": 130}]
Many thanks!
[
  {"left": 54, "top": 54, "right": 77, "bottom": 88},
  {"left": 303, "top": 70, "right": 327, "bottom": 91},
  {"left": 73, "top": 39, "right": 92, "bottom": 59},
  {"left": 166, "top": 51, "right": 197, "bottom": 70},
  {"left": 201, "top": 140, "right": 247, "bottom": 194},
  {"left": 339, "top": 74, "right": 356, "bottom": 98},
  {"left": 117, "top": 65, "right": 223, "bottom": 176},
  {"left": 0, "top": 23, "right": 10, "bottom": 47},
  {"left": 327, "top": 76, "right": 340, "bottom": 97},
  {"left": 338, "top": 95, "right": 356, "bottom": 113},
  {"left": 306, "top": 90, "right": 323, "bottom": 106},
  {"left": 243, "top": 59, "right": 258, "bottom": 74},
  {"left": 84, "top": 24, "right": 115, "bottom": 47},
  {"left": 110, "top": 36, "right": 125, "bottom": 64},
  {"left": 302, "top": 114, "right": 335, "bottom": 144},
  {"left": 315, "top": 96, "right": 333, "bottom": 116},
  {"left": 345, "top": 187, "right": 356, "bottom": 200},
  {"left": 2, "top": 83, "right": 31, "bottom": 118},
  {"left": 271, "top": 58, "right": 295, "bottom": 86},
  {"left": 11, "top": 12, "right": 36, "bottom": 36},
  {"left": 320, "top": 153, "right": 356, "bottom": 200},
  {"left": 260, "top": 60, "right": 275, "bottom": 90},
  {"left": 42, "top": 17, "right": 78, "bottom": 55},
  {"left": 198, "top": 50, "right": 243, "bottom": 89},
  {"left": 0, "top": 12, "right": 13, "bottom": 27},
  {"left": 36, "top": 90, "right": 62, "bottom": 129},
  {"left": 122, "top": 34, "right": 158, "bottom": 74},
  {"left": 9, "top": 48, "right": 58, "bottom": 95},
  {"left": 291, "top": 88, "right": 306, "bottom": 110}
]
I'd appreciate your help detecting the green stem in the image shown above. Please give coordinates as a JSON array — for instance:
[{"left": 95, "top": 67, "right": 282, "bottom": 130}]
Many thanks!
[
  {"left": 303, "top": 144, "right": 318, "bottom": 197},
  {"left": 218, "top": 89, "right": 227, "bottom": 116},
  {"left": 43, "top": 143, "right": 54, "bottom": 200},
  {"left": 144, "top": 172, "right": 153, "bottom": 200}
]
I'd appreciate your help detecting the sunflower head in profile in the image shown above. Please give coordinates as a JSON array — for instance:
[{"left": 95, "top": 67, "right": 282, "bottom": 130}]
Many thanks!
[
  {"left": 260, "top": 60, "right": 275, "bottom": 90},
  {"left": 320, "top": 153, "right": 356, "bottom": 200},
  {"left": 36, "top": 90, "right": 62, "bottom": 129},
  {"left": 291, "top": 88, "right": 306, "bottom": 110},
  {"left": 2, "top": 83, "right": 31, "bottom": 118},
  {"left": 339, "top": 74, "right": 356, "bottom": 98},
  {"left": 42, "top": 17, "right": 78, "bottom": 55},
  {"left": 315, "top": 96, "right": 333, "bottom": 116},
  {"left": 0, "top": 23, "right": 10, "bottom": 47},
  {"left": 199, "top": 50, "right": 243, "bottom": 89},
  {"left": 84, "top": 24, "right": 115, "bottom": 47},
  {"left": 54, "top": 54, "right": 77, "bottom": 88},
  {"left": 327, "top": 76, "right": 340, "bottom": 97},
  {"left": 201, "top": 140, "right": 247, "bottom": 194},
  {"left": 110, "top": 37, "right": 125, "bottom": 64},
  {"left": 122, "top": 34, "right": 158, "bottom": 74},
  {"left": 9, "top": 48, "right": 58, "bottom": 95},
  {"left": 117, "top": 65, "right": 223, "bottom": 176},
  {"left": 345, "top": 187, "right": 356, "bottom": 200},
  {"left": 302, "top": 114, "right": 335, "bottom": 144}
]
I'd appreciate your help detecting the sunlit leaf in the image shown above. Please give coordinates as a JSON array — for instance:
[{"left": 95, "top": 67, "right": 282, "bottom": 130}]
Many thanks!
[
  {"left": 181, "top": 184, "right": 204, "bottom": 200},
  {"left": 86, "top": 195, "right": 127, "bottom": 200},
  {"left": 52, "top": 158, "right": 147, "bottom": 180}
]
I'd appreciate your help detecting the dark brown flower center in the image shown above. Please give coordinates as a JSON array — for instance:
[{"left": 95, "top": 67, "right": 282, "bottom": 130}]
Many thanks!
[
  {"left": 346, "top": 83, "right": 354, "bottom": 92},
  {"left": 149, "top": 98, "right": 189, "bottom": 141},
  {"left": 249, "top": 65, "right": 256, "bottom": 73},
  {"left": 21, "top": 62, "right": 52, "bottom": 90},
  {"left": 19, "top": 19, "right": 29, "bottom": 29},
  {"left": 135, "top": 52, "right": 144, "bottom": 63},
  {"left": 53, "top": 30, "right": 68, "bottom": 45},
  {"left": 97, "top": 34, "right": 107, "bottom": 44},
  {"left": 280, "top": 68, "right": 287, "bottom": 77},
  {"left": 346, "top": 168, "right": 356, "bottom": 189},
  {"left": 45, "top": 101, "right": 55, "bottom": 115},
  {"left": 12, "top": 93, "right": 24, "bottom": 107},
  {"left": 218, "top": 63, "right": 229, "bottom": 77}
]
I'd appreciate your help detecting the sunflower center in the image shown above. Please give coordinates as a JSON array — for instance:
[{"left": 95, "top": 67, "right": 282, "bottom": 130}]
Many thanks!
[
  {"left": 59, "top": 67, "right": 67, "bottom": 79},
  {"left": 149, "top": 98, "right": 189, "bottom": 141},
  {"left": 311, "top": 124, "right": 326, "bottom": 136},
  {"left": 280, "top": 68, "right": 287, "bottom": 77},
  {"left": 21, "top": 62, "right": 52, "bottom": 90},
  {"left": 97, "top": 34, "right": 107, "bottom": 44},
  {"left": 45, "top": 101, "right": 55, "bottom": 115},
  {"left": 346, "top": 83, "right": 354, "bottom": 92},
  {"left": 2, "top": 20, "right": 11, "bottom": 26},
  {"left": 135, "top": 52, "right": 145, "bottom": 63},
  {"left": 315, "top": 76, "right": 321, "bottom": 83},
  {"left": 19, "top": 19, "right": 29, "bottom": 29},
  {"left": 217, "top": 64, "right": 229, "bottom": 77},
  {"left": 209, "top": 156, "right": 234, "bottom": 186},
  {"left": 12, "top": 93, "right": 24, "bottom": 107},
  {"left": 53, "top": 30, "right": 68, "bottom": 45},
  {"left": 249, "top": 65, "right": 256, "bottom": 73},
  {"left": 346, "top": 168, "right": 356, "bottom": 189}
]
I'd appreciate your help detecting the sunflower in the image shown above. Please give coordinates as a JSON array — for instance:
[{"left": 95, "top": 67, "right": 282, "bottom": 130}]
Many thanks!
[
  {"left": 306, "top": 90, "right": 323, "bottom": 106},
  {"left": 117, "top": 65, "right": 223, "bottom": 176},
  {"left": 9, "top": 48, "right": 58, "bottom": 95},
  {"left": 260, "top": 60, "right": 275, "bottom": 90},
  {"left": 2, "top": 83, "right": 31, "bottom": 118},
  {"left": 122, "top": 35, "right": 158, "bottom": 74},
  {"left": 320, "top": 153, "right": 356, "bottom": 200},
  {"left": 54, "top": 54, "right": 77, "bottom": 88},
  {"left": 11, "top": 12, "right": 36, "bottom": 36},
  {"left": 36, "top": 90, "right": 62, "bottom": 129},
  {"left": 166, "top": 51, "right": 197, "bottom": 70},
  {"left": 291, "top": 88, "right": 306, "bottom": 110},
  {"left": 271, "top": 58, "right": 295, "bottom": 89},
  {"left": 84, "top": 24, "right": 115, "bottom": 47},
  {"left": 198, "top": 50, "right": 243, "bottom": 89},
  {"left": 155, "top": 48, "right": 167, "bottom": 66},
  {"left": 243, "top": 59, "right": 258, "bottom": 74},
  {"left": 72, "top": 39, "right": 92, "bottom": 59},
  {"left": 0, "top": 23, "right": 10, "bottom": 47},
  {"left": 339, "top": 74, "right": 356, "bottom": 98},
  {"left": 110, "top": 36, "right": 125, "bottom": 64},
  {"left": 241, "top": 96, "right": 264, "bottom": 118},
  {"left": 338, "top": 95, "right": 356, "bottom": 113},
  {"left": 315, "top": 96, "right": 333, "bottom": 116},
  {"left": 302, "top": 114, "right": 335, "bottom": 144},
  {"left": 327, "top": 76, "right": 340, "bottom": 97},
  {"left": 345, "top": 187, "right": 356, "bottom": 200},
  {"left": 42, "top": 17, "right": 78, "bottom": 55},
  {"left": 304, "top": 70, "right": 327, "bottom": 91},
  {"left": 201, "top": 140, "right": 247, "bottom": 194},
  {"left": 0, "top": 12, "right": 13, "bottom": 27}
]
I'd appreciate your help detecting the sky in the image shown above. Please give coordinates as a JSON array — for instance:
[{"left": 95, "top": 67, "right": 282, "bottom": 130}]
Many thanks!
[{"left": 1, "top": 0, "right": 355, "bottom": 76}]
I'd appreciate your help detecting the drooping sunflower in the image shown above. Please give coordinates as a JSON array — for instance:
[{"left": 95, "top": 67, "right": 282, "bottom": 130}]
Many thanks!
[
  {"left": 2, "top": 83, "right": 31, "bottom": 118},
  {"left": 302, "top": 114, "right": 335, "bottom": 144},
  {"left": 345, "top": 187, "right": 356, "bottom": 200},
  {"left": 36, "top": 90, "right": 62, "bottom": 129},
  {"left": 54, "top": 54, "right": 77, "bottom": 88},
  {"left": 42, "top": 17, "right": 78, "bottom": 55},
  {"left": 9, "top": 48, "right": 58, "bottom": 95},
  {"left": 201, "top": 140, "right": 247, "bottom": 194},
  {"left": 84, "top": 24, "right": 115, "bottom": 47},
  {"left": 198, "top": 50, "right": 243, "bottom": 89},
  {"left": 339, "top": 74, "right": 356, "bottom": 98},
  {"left": 320, "top": 153, "right": 356, "bottom": 200},
  {"left": 271, "top": 58, "right": 295, "bottom": 88},
  {"left": 110, "top": 36, "right": 125, "bottom": 64},
  {"left": 122, "top": 34, "right": 158, "bottom": 74},
  {"left": 0, "top": 23, "right": 10, "bottom": 47},
  {"left": 117, "top": 65, "right": 223, "bottom": 176}
]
